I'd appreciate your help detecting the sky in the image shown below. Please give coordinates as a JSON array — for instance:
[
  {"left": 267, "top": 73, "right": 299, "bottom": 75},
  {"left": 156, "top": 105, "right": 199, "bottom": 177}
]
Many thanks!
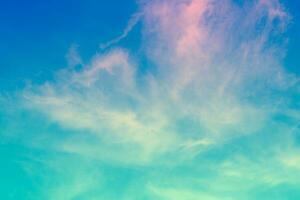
[{"left": 0, "top": 0, "right": 300, "bottom": 199}]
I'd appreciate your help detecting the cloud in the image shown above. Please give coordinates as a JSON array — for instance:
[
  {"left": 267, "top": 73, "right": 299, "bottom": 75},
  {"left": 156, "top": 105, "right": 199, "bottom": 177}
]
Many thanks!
[
  {"left": 99, "top": 12, "right": 142, "bottom": 49},
  {"left": 3, "top": 1, "right": 300, "bottom": 199},
  {"left": 19, "top": 0, "right": 299, "bottom": 167},
  {"left": 66, "top": 44, "right": 82, "bottom": 68},
  {"left": 149, "top": 185, "right": 229, "bottom": 200}
]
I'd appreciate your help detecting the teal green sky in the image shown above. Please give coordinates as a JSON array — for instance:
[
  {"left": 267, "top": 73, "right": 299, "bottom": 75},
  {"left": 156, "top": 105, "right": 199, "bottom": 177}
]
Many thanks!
[{"left": 1, "top": 0, "right": 300, "bottom": 199}]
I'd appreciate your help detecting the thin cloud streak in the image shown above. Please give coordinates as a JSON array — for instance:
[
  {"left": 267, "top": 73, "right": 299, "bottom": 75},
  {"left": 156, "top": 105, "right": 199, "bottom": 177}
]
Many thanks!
[{"left": 99, "top": 12, "right": 143, "bottom": 49}]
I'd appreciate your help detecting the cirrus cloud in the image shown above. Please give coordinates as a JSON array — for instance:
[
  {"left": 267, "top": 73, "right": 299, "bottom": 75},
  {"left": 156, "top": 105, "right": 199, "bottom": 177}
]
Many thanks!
[{"left": 20, "top": 0, "right": 299, "bottom": 166}]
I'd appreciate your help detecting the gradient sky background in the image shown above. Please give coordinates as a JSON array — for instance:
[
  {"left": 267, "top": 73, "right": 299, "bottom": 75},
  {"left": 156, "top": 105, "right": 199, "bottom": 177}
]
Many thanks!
[{"left": 1, "top": 0, "right": 300, "bottom": 199}]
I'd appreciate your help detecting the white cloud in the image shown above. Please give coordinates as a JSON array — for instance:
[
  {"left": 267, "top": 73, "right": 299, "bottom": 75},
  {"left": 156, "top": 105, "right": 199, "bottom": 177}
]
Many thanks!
[{"left": 21, "top": 0, "right": 298, "bottom": 166}]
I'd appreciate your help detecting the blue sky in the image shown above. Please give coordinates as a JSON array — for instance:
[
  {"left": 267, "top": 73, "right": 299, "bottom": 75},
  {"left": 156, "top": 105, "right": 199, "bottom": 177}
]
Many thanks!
[
  {"left": 0, "top": 0, "right": 138, "bottom": 90},
  {"left": 1, "top": 0, "right": 300, "bottom": 199}
]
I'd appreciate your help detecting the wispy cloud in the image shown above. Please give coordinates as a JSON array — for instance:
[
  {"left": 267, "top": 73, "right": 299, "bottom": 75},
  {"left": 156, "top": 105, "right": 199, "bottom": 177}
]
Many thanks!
[
  {"left": 22, "top": 0, "right": 296, "bottom": 163},
  {"left": 3, "top": 0, "right": 300, "bottom": 198},
  {"left": 99, "top": 12, "right": 142, "bottom": 49}
]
